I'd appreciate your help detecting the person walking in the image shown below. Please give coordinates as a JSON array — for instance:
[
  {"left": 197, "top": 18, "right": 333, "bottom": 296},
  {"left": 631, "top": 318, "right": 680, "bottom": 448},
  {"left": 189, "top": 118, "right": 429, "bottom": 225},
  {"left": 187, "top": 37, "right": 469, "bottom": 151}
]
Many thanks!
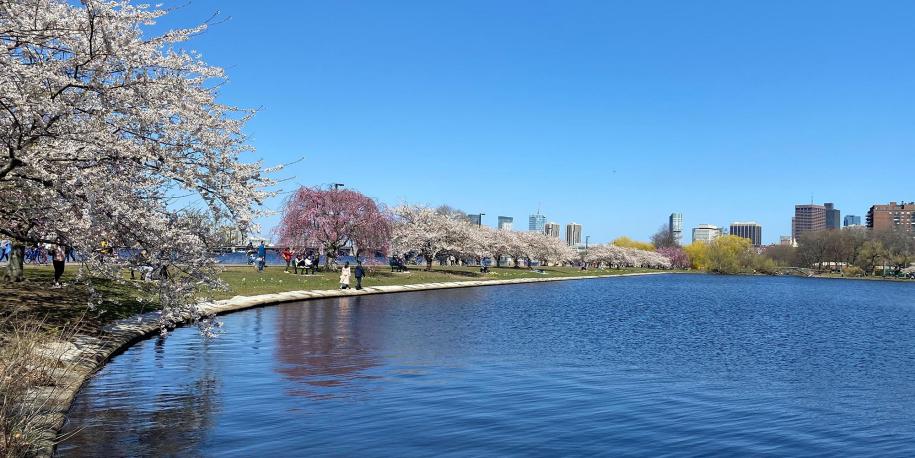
[
  {"left": 256, "top": 241, "right": 267, "bottom": 272},
  {"left": 354, "top": 261, "right": 365, "bottom": 290},
  {"left": 282, "top": 247, "right": 293, "bottom": 273},
  {"left": 65, "top": 245, "right": 77, "bottom": 262},
  {"left": 339, "top": 262, "right": 351, "bottom": 289},
  {"left": 0, "top": 240, "right": 8, "bottom": 262},
  {"left": 52, "top": 243, "right": 66, "bottom": 286}
]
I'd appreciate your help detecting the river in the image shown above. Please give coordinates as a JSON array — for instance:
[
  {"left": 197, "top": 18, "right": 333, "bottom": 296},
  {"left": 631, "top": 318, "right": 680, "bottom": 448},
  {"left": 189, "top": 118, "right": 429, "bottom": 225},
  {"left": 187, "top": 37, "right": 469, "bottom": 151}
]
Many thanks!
[{"left": 58, "top": 275, "right": 915, "bottom": 456}]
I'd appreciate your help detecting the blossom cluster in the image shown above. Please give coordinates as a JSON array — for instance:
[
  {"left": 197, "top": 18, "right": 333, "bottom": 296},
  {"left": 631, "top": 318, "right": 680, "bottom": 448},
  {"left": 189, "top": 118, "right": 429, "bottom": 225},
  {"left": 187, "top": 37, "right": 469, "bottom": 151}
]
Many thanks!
[
  {"left": 584, "top": 244, "right": 672, "bottom": 269},
  {"left": 0, "top": 1, "right": 273, "bottom": 322}
]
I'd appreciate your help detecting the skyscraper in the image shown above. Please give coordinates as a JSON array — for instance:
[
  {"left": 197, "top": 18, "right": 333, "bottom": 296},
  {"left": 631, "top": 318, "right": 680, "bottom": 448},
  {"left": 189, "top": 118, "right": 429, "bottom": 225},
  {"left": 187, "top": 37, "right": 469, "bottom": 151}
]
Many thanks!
[
  {"left": 467, "top": 214, "right": 482, "bottom": 226},
  {"left": 824, "top": 203, "right": 841, "bottom": 230},
  {"left": 729, "top": 221, "right": 762, "bottom": 246},
  {"left": 565, "top": 223, "right": 582, "bottom": 246},
  {"left": 843, "top": 215, "right": 861, "bottom": 227},
  {"left": 544, "top": 222, "right": 561, "bottom": 238},
  {"left": 497, "top": 216, "right": 513, "bottom": 231},
  {"left": 669, "top": 213, "right": 683, "bottom": 245},
  {"left": 692, "top": 224, "right": 721, "bottom": 243},
  {"left": 792, "top": 204, "right": 827, "bottom": 240},
  {"left": 529, "top": 213, "right": 546, "bottom": 232}
]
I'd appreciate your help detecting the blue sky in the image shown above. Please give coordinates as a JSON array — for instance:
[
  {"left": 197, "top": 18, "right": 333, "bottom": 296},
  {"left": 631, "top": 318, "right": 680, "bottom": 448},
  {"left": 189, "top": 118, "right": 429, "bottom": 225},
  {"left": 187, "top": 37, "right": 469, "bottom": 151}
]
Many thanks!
[{"left": 158, "top": 1, "right": 915, "bottom": 244}]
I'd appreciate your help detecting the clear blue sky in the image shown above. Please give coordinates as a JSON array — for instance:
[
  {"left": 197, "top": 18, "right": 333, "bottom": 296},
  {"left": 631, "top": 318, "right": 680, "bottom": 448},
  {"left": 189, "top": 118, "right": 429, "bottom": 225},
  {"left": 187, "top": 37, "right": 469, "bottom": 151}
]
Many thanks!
[{"left": 158, "top": 1, "right": 915, "bottom": 244}]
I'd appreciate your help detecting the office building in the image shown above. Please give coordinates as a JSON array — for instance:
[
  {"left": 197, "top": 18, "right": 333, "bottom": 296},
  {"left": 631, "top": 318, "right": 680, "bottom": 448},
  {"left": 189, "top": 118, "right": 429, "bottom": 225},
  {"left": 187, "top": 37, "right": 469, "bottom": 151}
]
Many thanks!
[
  {"left": 729, "top": 221, "right": 763, "bottom": 246},
  {"left": 545, "top": 222, "right": 561, "bottom": 238},
  {"left": 467, "top": 214, "right": 482, "bottom": 226},
  {"left": 565, "top": 223, "right": 582, "bottom": 246},
  {"left": 779, "top": 235, "right": 794, "bottom": 246},
  {"left": 867, "top": 202, "right": 915, "bottom": 233},
  {"left": 843, "top": 215, "right": 861, "bottom": 227},
  {"left": 497, "top": 216, "right": 513, "bottom": 231},
  {"left": 529, "top": 213, "right": 546, "bottom": 232},
  {"left": 825, "top": 203, "right": 841, "bottom": 230},
  {"left": 792, "top": 204, "right": 827, "bottom": 240},
  {"left": 669, "top": 213, "right": 683, "bottom": 245},
  {"left": 692, "top": 224, "right": 722, "bottom": 243}
]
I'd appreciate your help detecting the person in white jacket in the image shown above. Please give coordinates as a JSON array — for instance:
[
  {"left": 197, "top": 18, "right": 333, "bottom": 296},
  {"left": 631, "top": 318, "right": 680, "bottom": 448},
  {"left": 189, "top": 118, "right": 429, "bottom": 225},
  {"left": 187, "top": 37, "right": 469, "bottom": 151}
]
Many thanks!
[{"left": 339, "top": 262, "right": 351, "bottom": 289}]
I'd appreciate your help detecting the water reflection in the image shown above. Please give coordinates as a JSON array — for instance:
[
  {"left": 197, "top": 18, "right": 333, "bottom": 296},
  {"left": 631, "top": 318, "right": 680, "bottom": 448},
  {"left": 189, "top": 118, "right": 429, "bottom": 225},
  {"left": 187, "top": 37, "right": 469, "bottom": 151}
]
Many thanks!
[
  {"left": 59, "top": 350, "right": 220, "bottom": 456},
  {"left": 274, "top": 297, "right": 379, "bottom": 399},
  {"left": 59, "top": 276, "right": 915, "bottom": 456}
]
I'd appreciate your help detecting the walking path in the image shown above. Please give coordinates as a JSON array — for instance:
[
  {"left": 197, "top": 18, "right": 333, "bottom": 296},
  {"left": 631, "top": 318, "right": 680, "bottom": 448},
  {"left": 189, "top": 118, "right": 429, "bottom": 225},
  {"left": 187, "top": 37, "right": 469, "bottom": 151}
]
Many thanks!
[{"left": 36, "top": 270, "right": 671, "bottom": 456}]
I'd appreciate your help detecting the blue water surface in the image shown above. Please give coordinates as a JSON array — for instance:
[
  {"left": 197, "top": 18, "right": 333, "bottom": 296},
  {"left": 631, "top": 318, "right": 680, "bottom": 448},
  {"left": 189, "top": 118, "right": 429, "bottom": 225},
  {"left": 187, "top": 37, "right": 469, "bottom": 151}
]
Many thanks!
[{"left": 58, "top": 275, "right": 915, "bottom": 456}]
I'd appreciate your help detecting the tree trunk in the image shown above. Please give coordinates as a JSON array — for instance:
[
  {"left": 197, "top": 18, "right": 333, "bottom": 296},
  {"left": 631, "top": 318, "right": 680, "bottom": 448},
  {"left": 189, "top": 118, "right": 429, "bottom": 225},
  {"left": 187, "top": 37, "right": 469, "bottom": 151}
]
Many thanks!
[
  {"left": 5, "top": 241, "right": 25, "bottom": 282},
  {"left": 426, "top": 258, "right": 433, "bottom": 271}
]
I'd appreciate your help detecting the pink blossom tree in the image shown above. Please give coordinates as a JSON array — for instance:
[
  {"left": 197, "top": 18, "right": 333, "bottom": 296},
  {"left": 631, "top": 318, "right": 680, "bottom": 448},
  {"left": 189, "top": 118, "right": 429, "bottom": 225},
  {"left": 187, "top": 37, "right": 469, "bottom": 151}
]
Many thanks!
[
  {"left": 656, "top": 246, "right": 689, "bottom": 269},
  {"left": 275, "top": 187, "right": 391, "bottom": 266}
]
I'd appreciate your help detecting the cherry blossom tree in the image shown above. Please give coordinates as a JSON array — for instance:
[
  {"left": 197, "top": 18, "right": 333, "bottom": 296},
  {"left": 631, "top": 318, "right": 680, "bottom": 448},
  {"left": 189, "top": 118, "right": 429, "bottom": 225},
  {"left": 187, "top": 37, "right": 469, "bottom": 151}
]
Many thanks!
[
  {"left": 656, "top": 246, "right": 689, "bottom": 269},
  {"left": 275, "top": 187, "right": 391, "bottom": 266},
  {"left": 480, "top": 227, "right": 511, "bottom": 267},
  {"left": 586, "top": 244, "right": 671, "bottom": 269},
  {"left": 0, "top": 0, "right": 272, "bottom": 321},
  {"left": 391, "top": 205, "right": 455, "bottom": 270}
]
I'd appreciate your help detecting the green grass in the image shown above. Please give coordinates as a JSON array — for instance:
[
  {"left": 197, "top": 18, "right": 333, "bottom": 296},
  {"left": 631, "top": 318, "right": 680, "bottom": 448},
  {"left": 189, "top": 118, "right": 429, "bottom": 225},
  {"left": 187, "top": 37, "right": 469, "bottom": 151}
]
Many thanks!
[
  {"left": 211, "top": 265, "right": 657, "bottom": 299},
  {"left": 0, "top": 267, "right": 153, "bottom": 336},
  {"left": 2, "top": 264, "right": 659, "bottom": 335}
]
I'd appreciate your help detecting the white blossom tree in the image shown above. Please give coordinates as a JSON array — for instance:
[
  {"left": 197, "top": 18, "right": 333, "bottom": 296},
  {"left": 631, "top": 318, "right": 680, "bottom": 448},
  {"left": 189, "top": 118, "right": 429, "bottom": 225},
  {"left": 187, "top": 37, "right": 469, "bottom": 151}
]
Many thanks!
[
  {"left": 390, "top": 205, "right": 455, "bottom": 270},
  {"left": 0, "top": 1, "right": 272, "bottom": 322}
]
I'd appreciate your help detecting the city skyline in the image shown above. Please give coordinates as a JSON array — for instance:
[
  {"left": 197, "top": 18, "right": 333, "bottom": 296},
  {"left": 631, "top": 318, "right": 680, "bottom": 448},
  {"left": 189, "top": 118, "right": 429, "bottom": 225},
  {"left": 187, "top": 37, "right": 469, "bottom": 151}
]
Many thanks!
[{"left": 151, "top": 1, "right": 915, "bottom": 245}]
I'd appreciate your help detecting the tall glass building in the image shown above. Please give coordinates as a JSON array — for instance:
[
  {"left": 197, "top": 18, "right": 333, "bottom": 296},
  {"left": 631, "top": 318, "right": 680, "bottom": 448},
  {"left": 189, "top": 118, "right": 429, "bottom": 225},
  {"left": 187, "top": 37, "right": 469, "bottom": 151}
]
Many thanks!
[
  {"left": 669, "top": 213, "right": 683, "bottom": 244},
  {"left": 498, "top": 216, "right": 513, "bottom": 231},
  {"left": 529, "top": 213, "right": 546, "bottom": 232}
]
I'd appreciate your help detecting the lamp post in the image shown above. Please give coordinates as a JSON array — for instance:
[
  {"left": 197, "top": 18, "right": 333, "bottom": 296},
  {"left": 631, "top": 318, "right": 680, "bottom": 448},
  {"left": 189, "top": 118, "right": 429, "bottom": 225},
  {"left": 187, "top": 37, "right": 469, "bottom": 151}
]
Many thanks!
[{"left": 333, "top": 183, "right": 345, "bottom": 190}]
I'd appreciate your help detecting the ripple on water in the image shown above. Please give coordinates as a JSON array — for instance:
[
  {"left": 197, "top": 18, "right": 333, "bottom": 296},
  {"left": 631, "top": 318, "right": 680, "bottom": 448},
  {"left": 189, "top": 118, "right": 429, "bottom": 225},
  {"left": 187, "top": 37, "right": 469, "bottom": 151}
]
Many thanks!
[{"left": 59, "top": 275, "right": 915, "bottom": 456}]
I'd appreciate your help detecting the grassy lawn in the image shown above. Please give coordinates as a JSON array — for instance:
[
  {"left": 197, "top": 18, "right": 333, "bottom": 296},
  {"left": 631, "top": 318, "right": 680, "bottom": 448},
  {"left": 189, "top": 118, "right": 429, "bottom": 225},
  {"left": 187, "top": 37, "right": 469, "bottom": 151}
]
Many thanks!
[
  {"left": 0, "top": 267, "right": 152, "bottom": 336},
  {"left": 212, "top": 264, "right": 657, "bottom": 299},
  {"left": 1, "top": 263, "right": 658, "bottom": 335}
]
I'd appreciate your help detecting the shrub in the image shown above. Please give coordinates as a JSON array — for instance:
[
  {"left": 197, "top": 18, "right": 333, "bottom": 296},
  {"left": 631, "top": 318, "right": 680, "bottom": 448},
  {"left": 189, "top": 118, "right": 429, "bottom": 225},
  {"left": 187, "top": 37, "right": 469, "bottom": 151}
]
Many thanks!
[
  {"left": 842, "top": 265, "right": 865, "bottom": 277},
  {"left": 1, "top": 317, "right": 82, "bottom": 457}
]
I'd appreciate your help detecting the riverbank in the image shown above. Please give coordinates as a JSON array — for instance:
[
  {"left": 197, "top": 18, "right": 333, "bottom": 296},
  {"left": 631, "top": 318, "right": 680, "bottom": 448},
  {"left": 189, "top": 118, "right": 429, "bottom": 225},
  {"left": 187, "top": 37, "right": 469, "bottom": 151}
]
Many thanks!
[{"left": 1, "top": 267, "right": 666, "bottom": 456}]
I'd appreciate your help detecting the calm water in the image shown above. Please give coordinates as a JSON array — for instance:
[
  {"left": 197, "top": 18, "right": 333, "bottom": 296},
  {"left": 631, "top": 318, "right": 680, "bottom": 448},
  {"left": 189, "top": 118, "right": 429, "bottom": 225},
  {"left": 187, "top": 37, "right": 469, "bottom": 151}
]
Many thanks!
[{"left": 59, "top": 275, "right": 915, "bottom": 456}]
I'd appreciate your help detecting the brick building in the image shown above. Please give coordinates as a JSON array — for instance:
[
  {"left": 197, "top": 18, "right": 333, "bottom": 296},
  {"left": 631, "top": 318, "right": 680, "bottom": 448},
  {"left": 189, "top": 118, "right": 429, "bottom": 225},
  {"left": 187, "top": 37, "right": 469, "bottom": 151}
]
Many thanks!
[
  {"left": 867, "top": 202, "right": 915, "bottom": 233},
  {"left": 792, "top": 204, "right": 827, "bottom": 240}
]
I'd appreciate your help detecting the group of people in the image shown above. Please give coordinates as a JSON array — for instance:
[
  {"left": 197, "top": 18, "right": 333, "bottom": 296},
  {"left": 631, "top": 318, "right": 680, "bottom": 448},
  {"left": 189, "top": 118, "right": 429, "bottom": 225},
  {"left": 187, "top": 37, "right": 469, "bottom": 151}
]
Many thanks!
[
  {"left": 245, "top": 241, "right": 269, "bottom": 272},
  {"left": 389, "top": 255, "right": 407, "bottom": 272},
  {"left": 280, "top": 247, "right": 321, "bottom": 275}
]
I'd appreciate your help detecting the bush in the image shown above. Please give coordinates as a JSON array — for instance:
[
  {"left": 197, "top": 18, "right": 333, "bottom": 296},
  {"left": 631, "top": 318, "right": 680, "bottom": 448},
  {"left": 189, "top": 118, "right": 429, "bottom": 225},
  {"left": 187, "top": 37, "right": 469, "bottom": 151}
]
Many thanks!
[
  {"left": 1, "top": 317, "right": 82, "bottom": 457},
  {"left": 753, "top": 256, "right": 779, "bottom": 275},
  {"left": 842, "top": 265, "right": 865, "bottom": 277}
]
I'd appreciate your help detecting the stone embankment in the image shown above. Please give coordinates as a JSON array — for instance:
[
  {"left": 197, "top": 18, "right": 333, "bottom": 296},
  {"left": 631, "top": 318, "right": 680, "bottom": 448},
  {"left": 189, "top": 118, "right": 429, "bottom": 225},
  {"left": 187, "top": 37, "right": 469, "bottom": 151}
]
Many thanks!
[{"left": 37, "top": 271, "right": 668, "bottom": 456}]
